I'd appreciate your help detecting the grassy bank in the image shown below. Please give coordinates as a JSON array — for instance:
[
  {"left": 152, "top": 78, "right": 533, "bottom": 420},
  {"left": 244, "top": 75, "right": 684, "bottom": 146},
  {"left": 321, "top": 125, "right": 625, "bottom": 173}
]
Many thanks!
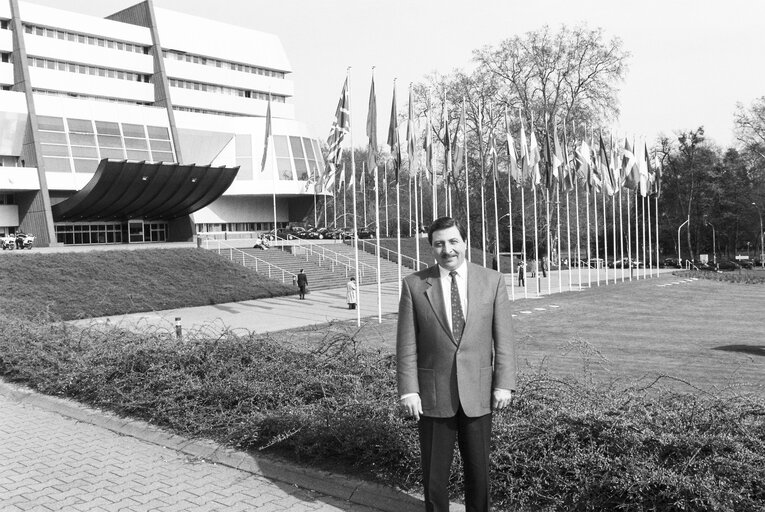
[{"left": 0, "top": 248, "right": 295, "bottom": 320}]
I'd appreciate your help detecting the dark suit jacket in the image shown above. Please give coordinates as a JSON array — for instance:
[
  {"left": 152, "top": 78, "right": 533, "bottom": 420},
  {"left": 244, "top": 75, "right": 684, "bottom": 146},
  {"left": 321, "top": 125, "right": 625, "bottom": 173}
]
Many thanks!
[
  {"left": 396, "top": 262, "right": 516, "bottom": 418},
  {"left": 297, "top": 273, "right": 308, "bottom": 287}
]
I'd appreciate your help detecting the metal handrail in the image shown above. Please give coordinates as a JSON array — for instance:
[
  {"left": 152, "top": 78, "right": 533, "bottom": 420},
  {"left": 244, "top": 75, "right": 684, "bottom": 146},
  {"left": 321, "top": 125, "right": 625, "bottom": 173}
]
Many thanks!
[
  {"left": 201, "top": 239, "right": 297, "bottom": 284},
  {"left": 289, "top": 237, "right": 378, "bottom": 275},
  {"left": 352, "top": 238, "right": 431, "bottom": 271}
]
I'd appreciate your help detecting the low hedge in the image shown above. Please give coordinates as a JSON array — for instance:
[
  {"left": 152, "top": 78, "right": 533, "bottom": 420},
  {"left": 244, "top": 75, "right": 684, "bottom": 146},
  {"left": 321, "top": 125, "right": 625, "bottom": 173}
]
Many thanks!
[{"left": 1, "top": 317, "right": 763, "bottom": 511}]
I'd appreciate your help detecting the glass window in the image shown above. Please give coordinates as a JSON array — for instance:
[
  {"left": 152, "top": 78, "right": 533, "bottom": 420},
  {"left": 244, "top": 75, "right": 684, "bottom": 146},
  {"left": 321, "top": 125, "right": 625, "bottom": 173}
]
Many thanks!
[
  {"left": 289, "top": 136, "right": 305, "bottom": 158},
  {"left": 67, "top": 118, "right": 93, "bottom": 133},
  {"left": 69, "top": 133, "right": 95, "bottom": 146},
  {"left": 126, "top": 150, "right": 150, "bottom": 160},
  {"left": 121, "top": 123, "right": 145, "bottom": 138},
  {"left": 99, "top": 148, "right": 125, "bottom": 159},
  {"left": 273, "top": 136, "right": 290, "bottom": 158},
  {"left": 151, "top": 151, "right": 175, "bottom": 162},
  {"left": 95, "top": 121, "right": 120, "bottom": 135},
  {"left": 41, "top": 144, "right": 70, "bottom": 157},
  {"left": 302, "top": 138, "right": 316, "bottom": 160},
  {"left": 149, "top": 140, "right": 172, "bottom": 152},
  {"left": 38, "top": 131, "right": 67, "bottom": 144},
  {"left": 37, "top": 116, "right": 64, "bottom": 131},
  {"left": 124, "top": 137, "right": 148, "bottom": 150},
  {"left": 71, "top": 146, "right": 99, "bottom": 158},
  {"left": 97, "top": 135, "right": 122, "bottom": 148},
  {"left": 42, "top": 156, "right": 70, "bottom": 172},
  {"left": 276, "top": 157, "right": 293, "bottom": 180},
  {"left": 73, "top": 159, "right": 98, "bottom": 173},
  {"left": 147, "top": 126, "right": 170, "bottom": 139},
  {"left": 294, "top": 158, "right": 309, "bottom": 181}
]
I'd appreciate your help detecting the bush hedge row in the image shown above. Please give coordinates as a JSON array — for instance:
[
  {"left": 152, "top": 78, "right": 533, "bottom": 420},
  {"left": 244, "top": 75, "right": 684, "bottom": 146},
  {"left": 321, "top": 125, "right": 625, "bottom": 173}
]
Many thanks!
[{"left": 1, "top": 317, "right": 763, "bottom": 511}]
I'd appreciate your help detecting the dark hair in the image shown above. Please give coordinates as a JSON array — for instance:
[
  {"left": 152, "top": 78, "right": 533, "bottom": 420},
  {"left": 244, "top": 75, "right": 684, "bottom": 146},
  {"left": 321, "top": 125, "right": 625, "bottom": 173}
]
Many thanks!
[{"left": 428, "top": 217, "right": 467, "bottom": 245}]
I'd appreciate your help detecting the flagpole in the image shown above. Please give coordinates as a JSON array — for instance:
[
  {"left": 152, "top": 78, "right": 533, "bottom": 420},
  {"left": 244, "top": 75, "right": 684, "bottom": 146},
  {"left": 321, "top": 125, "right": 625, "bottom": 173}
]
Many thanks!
[
  {"left": 332, "top": 176, "right": 337, "bottom": 228},
  {"left": 634, "top": 189, "right": 639, "bottom": 279},
  {"left": 642, "top": 194, "right": 647, "bottom": 279},
  {"left": 601, "top": 178, "right": 608, "bottom": 286},
  {"left": 396, "top": 177, "right": 402, "bottom": 297},
  {"left": 361, "top": 162, "right": 367, "bottom": 228},
  {"left": 556, "top": 169, "right": 562, "bottom": 294},
  {"left": 521, "top": 187, "right": 528, "bottom": 298},
  {"left": 479, "top": 106, "right": 487, "bottom": 268},
  {"left": 374, "top": 161, "right": 382, "bottom": 323},
  {"left": 384, "top": 161, "right": 389, "bottom": 237},
  {"left": 546, "top": 187, "right": 552, "bottom": 295},
  {"left": 348, "top": 67, "right": 361, "bottom": 326},
  {"left": 619, "top": 185, "right": 625, "bottom": 282},
  {"left": 575, "top": 174, "right": 582, "bottom": 290},
  {"left": 342, "top": 163, "right": 347, "bottom": 228},
  {"left": 627, "top": 188, "right": 633, "bottom": 281},
  {"left": 508, "top": 170, "right": 515, "bottom": 301},
  {"left": 586, "top": 186, "right": 592, "bottom": 288},
  {"left": 463, "top": 98, "right": 471, "bottom": 263},
  {"left": 562, "top": 123, "right": 572, "bottom": 291},
  {"left": 408, "top": 175, "right": 412, "bottom": 237},
  {"left": 647, "top": 192, "right": 654, "bottom": 278},
  {"left": 655, "top": 194, "right": 660, "bottom": 277}
]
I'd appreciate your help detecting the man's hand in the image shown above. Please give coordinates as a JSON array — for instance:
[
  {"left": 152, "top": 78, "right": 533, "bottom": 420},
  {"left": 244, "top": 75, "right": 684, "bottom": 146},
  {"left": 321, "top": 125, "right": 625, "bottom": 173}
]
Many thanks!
[
  {"left": 400, "top": 394, "right": 423, "bottom": 420},
  {"left": 492, "top": 388, "right": 512, "bottom": 411}
]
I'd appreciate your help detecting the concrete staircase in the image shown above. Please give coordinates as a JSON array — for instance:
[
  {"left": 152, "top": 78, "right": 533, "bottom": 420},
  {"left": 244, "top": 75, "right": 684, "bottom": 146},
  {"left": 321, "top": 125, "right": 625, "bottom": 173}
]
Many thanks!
[{"left": 205, "top": 240, "right": 413, "bottom": 291}]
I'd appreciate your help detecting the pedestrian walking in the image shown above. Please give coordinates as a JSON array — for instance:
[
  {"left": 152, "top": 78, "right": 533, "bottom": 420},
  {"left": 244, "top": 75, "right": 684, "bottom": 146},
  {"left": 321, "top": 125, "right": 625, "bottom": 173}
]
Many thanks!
[
  {"left": 296, "top": 269, "right": 308, "bottom": 300},
  {"left": 517, "top": 260, "right": 525, "bottom": 286},
  {"left": 346, "top": 277, "right": 357, "bottom": 309}
]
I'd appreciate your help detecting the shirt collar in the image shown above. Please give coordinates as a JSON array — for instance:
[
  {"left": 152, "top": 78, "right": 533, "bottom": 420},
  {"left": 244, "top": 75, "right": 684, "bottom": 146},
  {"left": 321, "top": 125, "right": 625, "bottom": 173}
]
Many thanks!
[{"left": 437, "top": 260, "right": 467, "bottom": 279}]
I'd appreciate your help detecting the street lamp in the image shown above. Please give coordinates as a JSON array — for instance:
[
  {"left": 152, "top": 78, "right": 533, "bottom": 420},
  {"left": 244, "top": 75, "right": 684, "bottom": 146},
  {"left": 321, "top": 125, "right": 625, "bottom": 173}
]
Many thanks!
[
  {"left": 753, "top": 202, "right": 764, "bottom": 268},
  {"left": 677, "top": 216, "right": 689, "bottom": 267}
]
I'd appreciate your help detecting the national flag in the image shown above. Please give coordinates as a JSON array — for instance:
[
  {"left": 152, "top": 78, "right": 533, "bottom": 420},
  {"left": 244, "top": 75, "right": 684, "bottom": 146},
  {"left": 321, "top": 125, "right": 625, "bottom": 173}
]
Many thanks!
[
  {"left": 452, "top": 100, "right": 465, "bottom": 175},
  {"left": 519, "top": 117, "right": 530, "bottom": 184},
  {"left": 488, "top": 126, "right": 499, "bottom": 182},
  {"left": 561, "top": 127, "right": 574, "bottom": 191},
  {"left": 424, "top": 110, "right": 433, "bottom": 180},
  {"left": 326, "top": 78, "right": 349, "bottom": 169},
  {"left": 260, "top": 92, "right": 273, "bottom": 173},
  {"left": 406, "top": 85, "right": 417, "bottom": 175},
  {"left": 338, "top": 162, "right": 346, "bottom": 190},
  {"left": 574, "top": 139, "right": 590, "bottom": 182},
  {"left": 505, "top": 107, "right": 520, "bottom": 185},
  {"left": 529, "top": 124, "right": 542, "bottom": 188},
  {"left": 347, "top": 162, "right": 355, "bottom": 188},
  {"left": 637, "top": 138, "right": 649, "bottom": 197},
  {"left": 366, "top": 76, "right": 377, "bottom": 174},
  {"left": 650, "top": 150, "right": 662, "bottom": 197},
  {"left": 552, "top": 121, "right": 563, "bottom": 184},
  {"left": 622, "top": 137, "right": 638, "bottom": 190},
  {"left": 598, "top": 134, "right": 616, "bottom": 195},
  {"left": 388, "top": 83, "right": 401, "bottom": 182},
  {"left": 543, "top": 128, "right": 554, "bottom": 189}
]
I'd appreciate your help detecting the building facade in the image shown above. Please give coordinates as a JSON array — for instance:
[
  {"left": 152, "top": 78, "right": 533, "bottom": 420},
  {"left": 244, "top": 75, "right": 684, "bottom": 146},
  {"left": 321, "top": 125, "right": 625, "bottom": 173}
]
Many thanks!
[{"left": 0, "top": 0, "right": 326, "bottom": 246}]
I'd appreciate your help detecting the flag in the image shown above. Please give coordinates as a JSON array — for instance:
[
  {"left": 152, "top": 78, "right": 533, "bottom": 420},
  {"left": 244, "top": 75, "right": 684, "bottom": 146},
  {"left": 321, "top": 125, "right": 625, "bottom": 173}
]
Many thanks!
[
  {"left": 529, "top": 124, "right": 541, "bottom": 188},
  {"left": 406, "top": 86, "right": 417, "bottom": 178},
  {"left": 452, "top": 100, "right": 466, "bottom": 175},
  {"left": 561, "top": 127, "right": 574, "bottom": 191},
  {"left": 650, "top": 150, "right": 662, "bottom": 197},
  {"left": 443, "top": 105, "right": 451, "bottom": 182},
  {"left": 388, "top": 83, "right": 401, "bottom": 182},
  {"left": 366, "top": 76, "right": 377, "bottom": 174},
  {"left": 520, "top": 117, "right": 530, "bottom": 184},
  {"left": 338, "top": 162, "right": 346, "bottom": 190},
  {"left": 505, "top": 107, "right": 520, "bottom": 185},
  {"left": 637, "top": 138, "right": 649, "bottom": 197},
  {"left": 598, "top": 134, "right": 616, "bottom": 195},
  {"left": 489, "top": 127, "right": 499, "bottom": 181},
  {"left": 326, "top": 78, "right": 349, "bottom": 169},
  {"left": 574, "top": 139, "right": 590, "bottom": 182},
  {"left": 424, "top": 110, "right": 433, "bottom": 181},
  {"left": 622, "top": 137, "right": 638, "bottom": 190},
  {"left": 260, "top": 92, "right": 273, "bottom": 173},
  {"left": 347, "top": 162, "right": 355, "bottom": 188},
  {"left": 552, "top": 121, "right": 563, "bottom": 183}
]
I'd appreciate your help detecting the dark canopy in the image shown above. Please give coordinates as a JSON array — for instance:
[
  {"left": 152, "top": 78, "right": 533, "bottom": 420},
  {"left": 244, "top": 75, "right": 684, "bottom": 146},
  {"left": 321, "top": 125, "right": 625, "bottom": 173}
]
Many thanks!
[{"left": 52, "top": 159, "right": 239, "bottom": 222}]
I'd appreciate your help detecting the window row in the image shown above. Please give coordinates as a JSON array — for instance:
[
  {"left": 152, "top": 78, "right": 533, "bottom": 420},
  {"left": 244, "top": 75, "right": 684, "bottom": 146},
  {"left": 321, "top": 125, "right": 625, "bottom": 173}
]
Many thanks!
[
  {"left": 272, "top": 135, "right": 324, "bottom": 182},
  {"left": 24, "top": 24, "right": 147, "bottom": 54},
  {"left": 33, "top": 88, "right": 152, "bottom": 107},
  {"left": 56, "top": 223, "right": 124, "bottom": 244},
  {"left": 162, "top": 50, "right": 286, "bottom": 79},
  {"left": 168, "top": 78, "right": 286, "bottom": 102},
  {"left": 28, "top": 57, "right": 150, "bottom": 82}
]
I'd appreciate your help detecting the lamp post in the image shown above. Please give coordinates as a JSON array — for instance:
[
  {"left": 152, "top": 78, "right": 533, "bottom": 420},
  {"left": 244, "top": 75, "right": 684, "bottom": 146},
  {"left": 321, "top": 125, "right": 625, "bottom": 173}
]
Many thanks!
[
  {"left": 705, "top": 217, "right": 716, "bottom": 265},
  {"left": 753, "top": 202, "right": 764, "bottom": 268},
  {"left": 677, "top": 216, "right": 689, "bottom": 267}
]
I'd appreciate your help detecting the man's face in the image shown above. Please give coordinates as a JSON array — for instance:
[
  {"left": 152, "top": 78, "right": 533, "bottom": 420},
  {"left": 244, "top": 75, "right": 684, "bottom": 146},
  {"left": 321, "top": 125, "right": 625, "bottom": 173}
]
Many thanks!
[{"left": 430, "top": 226, "right": 466, "bottom": 272}]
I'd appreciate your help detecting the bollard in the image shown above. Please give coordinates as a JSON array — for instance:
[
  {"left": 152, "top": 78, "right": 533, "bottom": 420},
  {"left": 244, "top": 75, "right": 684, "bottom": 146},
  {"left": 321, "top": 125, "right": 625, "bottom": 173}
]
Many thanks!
[{"left": 175, "top": 317, "right": 182, "bottom": 340}]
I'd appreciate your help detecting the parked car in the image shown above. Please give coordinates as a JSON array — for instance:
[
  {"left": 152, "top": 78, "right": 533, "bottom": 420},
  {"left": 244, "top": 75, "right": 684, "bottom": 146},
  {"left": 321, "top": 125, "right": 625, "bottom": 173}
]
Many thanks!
[
  {"left": 608, "top": 258, "right": 630, "bottom": 268},
  {"left": 1, "top": 233, "right": 15, "bottom": 250},
  {"left": 716, "top": 260, "right": 741, "bottom": 271},
  {"left": 264, "top": 228, "right": 299, "bottom": 240},
  {"left": 356, "top": 226, "right": 376, "bottom": 239},
  {"left": 662, "top": 257, "right": 680, "bottom": 268},
  {"left": 738, "top": 259, "right": 754, "bottom": 270}
]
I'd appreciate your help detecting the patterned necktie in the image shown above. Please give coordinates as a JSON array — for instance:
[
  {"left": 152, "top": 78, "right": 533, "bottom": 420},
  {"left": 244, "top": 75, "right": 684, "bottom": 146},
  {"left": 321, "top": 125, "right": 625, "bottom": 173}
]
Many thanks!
[{"left": 449, "top": 270, "right": 465, "bottom": 341}]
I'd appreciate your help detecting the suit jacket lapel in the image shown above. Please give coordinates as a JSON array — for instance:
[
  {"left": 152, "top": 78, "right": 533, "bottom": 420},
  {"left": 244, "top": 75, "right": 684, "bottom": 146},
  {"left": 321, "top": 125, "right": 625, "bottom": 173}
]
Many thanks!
[
  {"left": 423, "top": 265, "right": 458, "bottom": 346},
  {"left": 464, "top": 262, "right": 486, "bottom": 336}
]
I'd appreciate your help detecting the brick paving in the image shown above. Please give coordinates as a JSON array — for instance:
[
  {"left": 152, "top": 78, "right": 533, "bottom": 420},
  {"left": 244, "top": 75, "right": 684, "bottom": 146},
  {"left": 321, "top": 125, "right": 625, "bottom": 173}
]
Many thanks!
[{"left": 0, "top": 394, "right": 385, "bottom": 512}]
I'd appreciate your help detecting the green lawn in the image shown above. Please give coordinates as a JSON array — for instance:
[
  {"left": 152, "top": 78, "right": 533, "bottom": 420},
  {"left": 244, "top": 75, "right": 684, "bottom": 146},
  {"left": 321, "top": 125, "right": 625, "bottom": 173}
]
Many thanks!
[
  {"left": 274, "top": 273, "right": 765, "bottom": 393},
  {"left": 0, "top": 248, "right": 295, "bottom": 320}
]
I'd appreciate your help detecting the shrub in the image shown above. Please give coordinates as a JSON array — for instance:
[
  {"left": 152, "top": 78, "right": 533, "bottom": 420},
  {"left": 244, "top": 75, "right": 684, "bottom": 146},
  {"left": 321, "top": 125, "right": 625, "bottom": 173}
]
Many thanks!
[{"left": 1, "top": 316, "right": 763, "bottom": 511}]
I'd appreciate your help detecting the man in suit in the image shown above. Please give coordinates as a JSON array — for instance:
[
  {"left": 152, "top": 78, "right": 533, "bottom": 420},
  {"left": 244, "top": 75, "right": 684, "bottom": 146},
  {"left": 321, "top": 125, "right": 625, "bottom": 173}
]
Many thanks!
[
  {"left": 296, "top": 269, "right": 308, "bottom": 300},
  {"left": 397, "top": 216, "right": 516, "bottom": 512}
]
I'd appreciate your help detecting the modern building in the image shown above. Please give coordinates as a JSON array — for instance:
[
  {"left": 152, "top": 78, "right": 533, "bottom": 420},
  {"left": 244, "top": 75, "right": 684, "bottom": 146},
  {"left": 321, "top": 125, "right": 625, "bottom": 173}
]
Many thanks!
[{"left": 0, "top": 0, "right": 326, "bottom": 246}]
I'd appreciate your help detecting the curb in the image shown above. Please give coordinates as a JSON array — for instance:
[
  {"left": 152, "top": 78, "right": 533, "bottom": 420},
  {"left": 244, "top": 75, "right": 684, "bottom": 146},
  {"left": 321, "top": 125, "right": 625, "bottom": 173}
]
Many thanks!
[{"left": 0, "top": 379, "right": 433, "bottom": 512}]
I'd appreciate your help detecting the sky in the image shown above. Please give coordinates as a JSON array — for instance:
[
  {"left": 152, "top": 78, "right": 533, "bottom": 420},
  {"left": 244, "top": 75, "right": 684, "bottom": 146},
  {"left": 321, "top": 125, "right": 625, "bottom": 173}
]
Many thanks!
[{"left": 28, "top": 0, "right": 765, "bottom": 149}]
